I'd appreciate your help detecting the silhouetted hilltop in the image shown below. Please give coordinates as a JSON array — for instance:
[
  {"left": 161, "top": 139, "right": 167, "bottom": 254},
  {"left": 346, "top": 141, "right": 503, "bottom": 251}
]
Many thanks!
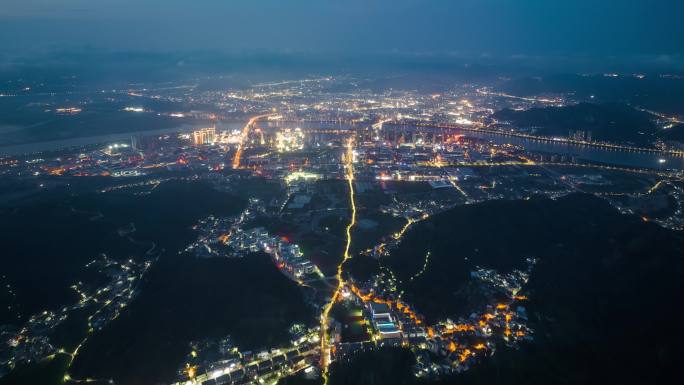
[
  {"left": 348, "top": 194, "right": 684, "bottom": 385},
  {"left": 662, "top": 123, "right": 684, "bottom": 142},
  {"left": 494, "top": 103, "right": 658, "bottom": 145}
]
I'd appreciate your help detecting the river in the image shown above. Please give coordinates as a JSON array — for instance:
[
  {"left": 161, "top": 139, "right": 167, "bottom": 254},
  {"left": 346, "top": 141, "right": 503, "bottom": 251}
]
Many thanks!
[
  {"left": 1, "top": 120, "right": 683, "bottom": 171},
  {"left": 0, "top": 122, "right": 244, "bottom": 156},
  {"left": 272, "top": 121, "right": 684, "bottom": 170}
]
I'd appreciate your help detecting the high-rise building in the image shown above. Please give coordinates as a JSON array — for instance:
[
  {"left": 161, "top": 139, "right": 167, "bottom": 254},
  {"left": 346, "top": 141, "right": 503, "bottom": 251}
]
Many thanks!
[
  {"left": 131, "top": 135, "right": 141, "bottom": 151},
  {"left": 569, "top": 129, "right": 592, "bottom": 142},
  {"left": 192, "top": 127, "right": 216, "bottom": 145}
]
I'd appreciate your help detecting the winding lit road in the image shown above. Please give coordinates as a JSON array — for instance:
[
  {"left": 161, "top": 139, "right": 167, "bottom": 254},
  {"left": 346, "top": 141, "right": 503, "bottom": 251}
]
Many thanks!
[{"left": 320, "top": 137, "right": 357, "bottom": 384}]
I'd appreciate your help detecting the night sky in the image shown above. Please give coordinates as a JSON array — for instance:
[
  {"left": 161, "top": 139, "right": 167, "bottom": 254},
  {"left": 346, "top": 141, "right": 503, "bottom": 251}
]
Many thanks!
[{"left": 1, "top": 0, "right": 682, "bottom": 57}]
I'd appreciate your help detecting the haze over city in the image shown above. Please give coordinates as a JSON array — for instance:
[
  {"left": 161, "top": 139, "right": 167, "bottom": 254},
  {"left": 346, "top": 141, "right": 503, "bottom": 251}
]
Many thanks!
[
  {"left": 2, "top": 0, "right": 684, "bottom": 57},
  {"left": 1, "top": 2, "right": 684, "bottom": 385}
]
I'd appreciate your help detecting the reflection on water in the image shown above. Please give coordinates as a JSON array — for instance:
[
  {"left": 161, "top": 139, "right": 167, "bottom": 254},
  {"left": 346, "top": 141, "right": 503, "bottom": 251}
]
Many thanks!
[
  {"left": 457, "top": 129, "right": 684, "bottom": 170},
  {"left": 0, "top": 122, "right": 244, "bottom": 156},
  {"left": 279, "top": 121, "right": 684, "bottom": 170}
]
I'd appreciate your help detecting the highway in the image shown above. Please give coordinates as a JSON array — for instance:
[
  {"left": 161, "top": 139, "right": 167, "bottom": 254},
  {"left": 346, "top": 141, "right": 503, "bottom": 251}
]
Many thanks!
[
  {"left": 320, "top": 137, "right": 357, "bottom": 385},
  {"left": 232, "top": 114, "right": 272, "bottom": 169}
]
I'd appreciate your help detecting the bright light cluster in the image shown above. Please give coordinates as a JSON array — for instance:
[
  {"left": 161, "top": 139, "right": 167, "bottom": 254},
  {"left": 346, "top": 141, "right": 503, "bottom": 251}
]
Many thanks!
[{"left": 275, "top": 128, "right": 305, "bottom": 152}]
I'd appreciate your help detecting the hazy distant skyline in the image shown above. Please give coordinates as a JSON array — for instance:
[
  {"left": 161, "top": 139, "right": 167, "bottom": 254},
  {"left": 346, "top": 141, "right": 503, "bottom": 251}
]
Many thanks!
[{"left": 1, "top": 0, "right": 683, "bottom": 57}]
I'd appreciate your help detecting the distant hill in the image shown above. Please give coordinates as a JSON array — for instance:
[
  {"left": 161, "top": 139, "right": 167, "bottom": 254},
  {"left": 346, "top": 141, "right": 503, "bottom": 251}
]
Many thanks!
[
  {"left": 662, "top": 123, "right": 684, "bottom": 142},
  {"left": 493, "top": 103, "right": 658, "bottom": 145},
  {"left": 499, "top": 74, "right": 684, "bottom": 116}
]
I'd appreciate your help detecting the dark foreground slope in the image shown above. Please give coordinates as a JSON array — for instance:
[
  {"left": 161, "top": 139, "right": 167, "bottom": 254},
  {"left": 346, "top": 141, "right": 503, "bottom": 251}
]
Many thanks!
[
  {"left": 1, "top": 179, "right": 314, "bottom": 385},
  {"left": 346, "top": 194, "right": 684, "bottom": 385},
  {"left": 70, "top": 253, "right": 313, "bottom": 385},
  {"left": 0, "top": 180, "right": 245, "bottom": 326}
]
